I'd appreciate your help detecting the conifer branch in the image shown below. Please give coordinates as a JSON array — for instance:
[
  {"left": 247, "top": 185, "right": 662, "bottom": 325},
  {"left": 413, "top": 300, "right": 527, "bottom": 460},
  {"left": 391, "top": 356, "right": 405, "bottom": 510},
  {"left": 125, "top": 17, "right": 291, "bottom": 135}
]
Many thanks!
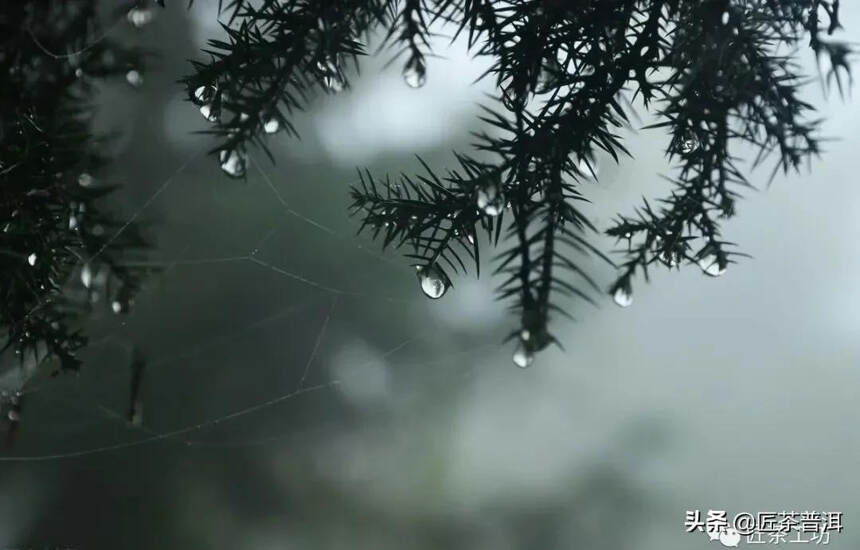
[{"left": 173, "top": 0, "right": 852, "bottom": 366}]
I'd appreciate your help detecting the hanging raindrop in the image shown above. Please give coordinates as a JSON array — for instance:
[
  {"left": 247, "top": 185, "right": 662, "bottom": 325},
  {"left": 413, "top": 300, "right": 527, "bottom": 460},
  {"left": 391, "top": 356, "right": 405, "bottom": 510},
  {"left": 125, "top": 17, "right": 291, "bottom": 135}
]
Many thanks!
[
  {"left": 698, "top": 254, "right": 727, "bottom": 277},
  {"left": 126, "top": 69, "right": 144, "bottom": 88},
  {"left": 126, "top": 7, "right": 154, "bottom": 28},
  {"left": 403, "top": 65, "right": 426, "bottom": 89},
  {"left": 192, "top": 84, "right": 216, "bottom": 106},
  {"left": 219, "top": 149, "right": 247, "bottom": 179},
  {"left": 317, "top": 57, "right": 345, "bottom": 92},
  {"left": 476, "top": 183, "right": 505, "bottom": 217},
  {"left": 26, "top": 253, "right": 37, "bottom": 266},
  {"left": 680, "top": 135, "right": 699, "bottom": 154},
  {"left": 660, "top": 250, "right": 680, "bottom": 268},
  {"left": 417, "top": 264, "right": 448, "bottom": 300},
  {"left": 263, "top": 117, "right": 280, "bottom": 134},
  {"left": 613, "top": 286, "right": 633, "bottom": 308},
  {"left": 512, "top": 341, "right": 534, "bottom": 369},
  {"left": 7, "top": 409, "right": 20, "bottom": 422},
  {"left": 199, "top": 103, "right": 220, "bottom": 123},
  {"left": 323, "top": 73, "right": 345, "bottom": 92}
]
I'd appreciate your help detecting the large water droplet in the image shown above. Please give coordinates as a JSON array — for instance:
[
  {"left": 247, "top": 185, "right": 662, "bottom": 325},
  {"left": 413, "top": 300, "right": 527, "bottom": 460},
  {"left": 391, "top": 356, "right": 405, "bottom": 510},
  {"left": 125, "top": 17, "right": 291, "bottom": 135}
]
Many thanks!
[
  {"left": 27, "top": 253, "right": 36, "bottom": 266},
  {"left": 200, "top": 103, "right": 220, "bottom": 123},
  {"left": 698, "top": 254, "right": 727, "bottom": 277},
  {"left": 126, "top": 69, "right": 144, "bottom": 88},
  {"left": 219, "top": 149, "right": 247, "bottom": 178},
  {"left": 403, "top": 66, "right": 426, "bottom": 89},
  {"left": 476, "top": 184, "right": 505, "bottom": 217},
  {"left": 127, "top": 7, "right": 154, "bottom": 28},
  {"left": 680, "top": 135, "right": 699, "bottom": 154},
  {"left": 193, "top": 84, "right": 216, "bottom": 106},
  {"left": 263, "top": 117, "right": 280, "bottom": 134},
  {"left": 7, "top": 409, "right": 20, "bottom": 422},
  {"left": 417, "top": 265, "right": 448, "bottom": 300},
  {"left": 323, "top": 74, "right": 345, "bottom": 92},
  {"left": 317, "top": 58, "right": 345, "bottom": 92},
  {"left": 613, "top": 286, "right": 633, "bottom": 308},
  {"left": 512, "top": 342, "right": 534, "bottom": 368}
]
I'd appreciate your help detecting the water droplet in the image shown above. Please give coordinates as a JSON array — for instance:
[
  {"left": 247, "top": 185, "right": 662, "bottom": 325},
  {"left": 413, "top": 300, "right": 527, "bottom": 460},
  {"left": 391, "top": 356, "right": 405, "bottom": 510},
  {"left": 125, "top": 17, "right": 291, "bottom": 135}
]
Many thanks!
[
  {"left": 317, "top": 58, "right": 345, "bottom": 92},
  {"left": 520, "top": 329, "right": 531, "bottom": 341},
  {"left": 193, "top": 84, "right": 216, "bottom": 106},
  {"left": 78, "top": 173, "right": 94, "bottom": 187},
  {"left": 698, "top": 254, "right": 727, "bottom": 277},
  {"left": 680, "top": 135, "right": 699, "bottom": 154},
  {"left": 403, "top": 65, "right": 426, "bottom": 89},
  {"left": 219, "top": 149, "right": 247, "bottom": 178},
  {"left": 323, "top": 74, "right": 345, "bottom": 92},
  {"left": 613, "top": 286, "right": 633, "bottom": 308},
  {"left": 75, "top": 67, "right": 83, "bottom": 78},
  {"left": 27, "top": 253, "right": 36, "bottom": 266},
  {"left": 200, "top": 103, "right": 220, "bottom": 123},
  {"left": 7, "top": 410, "right": 20, "bottom": 422},
  {"left": 68, "top": 214, "right": 78, "bottom": 231},
  {"left": 417, "top": 265, "right": 448, "bottom": 300},
  {"left": 721, "top": 11, "right": 730, "bottom": 25},
  {"left": 111, "top": 300, "right": 126, "bottom": 314},
  {"left": 263, "top": 117, "right": 280, "bottom": 134},
  {"left": 81, "top": 263, "right": 92, "bottom": 288},
  {"left": 126, "top": 69, "right": 144, "bottom": 88},
  {"left": 476, "top": 184, "right": 505, "bottom": 217},
  {"left": 660, "top": 250, "right": 679, "bottom": 268},
  {"left": 127, "top": 7, "right": 154, "bottom": 28},
  {"left": 512, "top": 342, "right": 534, "bottom": 368}
]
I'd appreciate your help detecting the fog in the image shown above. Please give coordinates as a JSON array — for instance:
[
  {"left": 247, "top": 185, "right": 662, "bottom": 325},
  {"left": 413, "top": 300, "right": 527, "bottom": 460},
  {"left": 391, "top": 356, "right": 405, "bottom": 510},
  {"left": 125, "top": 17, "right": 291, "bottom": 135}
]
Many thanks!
[{"left": 1, "top": 2, "right": 859, "bottom": 548}]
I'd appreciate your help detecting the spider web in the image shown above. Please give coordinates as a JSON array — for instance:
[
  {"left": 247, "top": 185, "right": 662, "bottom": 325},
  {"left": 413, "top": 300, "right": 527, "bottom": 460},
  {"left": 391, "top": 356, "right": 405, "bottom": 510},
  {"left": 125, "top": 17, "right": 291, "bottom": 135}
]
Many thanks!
[
  {"left": 0, "top": 142, "right": 500, "bottom": 462},
  {"left": 0, "top": 0, "right": 507, "bottom": 463}
]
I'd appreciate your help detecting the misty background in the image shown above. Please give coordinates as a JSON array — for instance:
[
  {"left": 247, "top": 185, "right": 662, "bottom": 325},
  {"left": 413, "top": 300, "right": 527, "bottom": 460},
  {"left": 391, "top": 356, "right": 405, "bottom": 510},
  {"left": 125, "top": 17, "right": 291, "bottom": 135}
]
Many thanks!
[{"left": 1, "top": 1, "right": 859, "bottom": 548}]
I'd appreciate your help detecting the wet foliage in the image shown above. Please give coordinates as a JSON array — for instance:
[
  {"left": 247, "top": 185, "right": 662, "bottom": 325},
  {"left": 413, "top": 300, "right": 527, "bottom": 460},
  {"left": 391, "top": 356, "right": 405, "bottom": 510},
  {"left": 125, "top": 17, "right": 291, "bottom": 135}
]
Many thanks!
[
  {"left": 0, "top": 1, "right": 150, "bottom": 373},
  {"left": 174, "top": 0, "right": 851, "bottom": 365}
]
